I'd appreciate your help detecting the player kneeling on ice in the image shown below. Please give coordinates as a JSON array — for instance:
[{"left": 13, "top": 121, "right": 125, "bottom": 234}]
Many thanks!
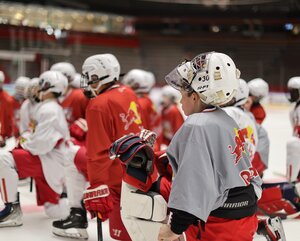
[
  {"left": 109, "top": 130, "right": 184, "bottom": 241},
  {"left": 0, "top": 70, "right": 70, "bottom": 227}
]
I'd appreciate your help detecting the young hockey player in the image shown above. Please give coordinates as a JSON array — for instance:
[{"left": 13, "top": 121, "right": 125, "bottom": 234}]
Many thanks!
[
  {"left": 245, "top": 78, "right": 269, "bottom": 124},
  {"left": 73, "top": 54, "right": 143, "bottom": 240},
  {"left": 160, "top": 85, "right": 185, "bottom": 147},
  {"left": 0, "top": 70, "right": 70, "bottom": 227},
  {"left": 0, "top": 71, "right": 14, "bottom": 147},
  {"left": 157, "top": 52, "right": 262, "bottom": 241},
  {"left": 122, "top": 69, "right": 162, "bottom": 150}
]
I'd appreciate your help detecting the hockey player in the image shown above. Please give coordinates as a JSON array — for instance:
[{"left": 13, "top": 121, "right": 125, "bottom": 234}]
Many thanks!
[
  {"left": 19, "top": 77, "right": 40, "bottom": 134},
  {"left": 50, "top": 62, "right": 89, "bottom": 122},
  {"left": 11, "top": 76, "right": 30, "bottom": 137},
  {"left": 160, "top": 85, "right": 185, "bottom": 147},
  {"left": 245, "top": 78, "right": 269, "bottom": 124},
  {"left": 157, "top": 52, "right": 262, "bottom": 241},
  {"left": 63, "top": 54, "right": 143, "bottom": 241},
  {"left": 0, "top": 71, "right": 14, "bottom": 147},
  {"left": 223, "top": 79, "right": 286, "bottom": 241},
  {"left": 286, "top": 77, "right": 300, "bottom": 183},
  {"left": 122, "top": 69, "right": 162, "bottom": 150},
  {"left": 0, "top": 70, "right": 70, "bottom": 227}
]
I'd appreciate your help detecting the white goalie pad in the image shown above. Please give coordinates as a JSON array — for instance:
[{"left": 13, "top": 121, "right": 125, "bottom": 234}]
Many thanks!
[
  {"left": 286, "top": 137, "right": 300, "bottom": 182},
  {"left": 121, "top": 181, "right": 185, "bottom": 241},
  {"left": 121, "top": 182, "right": 167, "bottom": 222}
]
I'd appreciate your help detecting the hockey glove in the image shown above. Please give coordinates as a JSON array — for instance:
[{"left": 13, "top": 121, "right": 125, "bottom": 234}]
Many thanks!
[
  {"left": 139, "top": 129, "right": 157, "bottom": 149},
  {"left": 155, "top": 151, "right": 173, "bottom": 181},
  {"left": 83, "top": 184, "right": 113, "bottom": 221},
  {"left": 69, "top": 118, "right": 88, "bottom": 141}
]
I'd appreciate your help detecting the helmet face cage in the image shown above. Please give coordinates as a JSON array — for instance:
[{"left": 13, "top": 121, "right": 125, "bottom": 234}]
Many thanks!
[{"left": 165, "top": 61, "right": 194, "bottom": 93}]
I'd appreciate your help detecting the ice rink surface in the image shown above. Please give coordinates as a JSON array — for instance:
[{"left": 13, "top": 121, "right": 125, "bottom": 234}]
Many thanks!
[{"left": 1, "top": 103, "right": 300, "bottom": 241}]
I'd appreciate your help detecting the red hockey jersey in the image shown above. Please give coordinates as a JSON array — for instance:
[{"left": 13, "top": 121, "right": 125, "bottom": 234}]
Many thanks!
[
  {"left": 86, "top": 85, "right": 143, "bottom": 194},
  {"left": 60, "top": 88, "right": 89, "bottom": 124},
  {"left": 137, "top": 93, "right": 162, "bottom": 149},
  {"left": 0, "top": 90, "right": 14, "bottom": 139},
  {"left": 250, "top": 103, "right": 266, "bottom": 124},
  {"left": 161, "top": 104, "right": 184, "bottom": 146}
]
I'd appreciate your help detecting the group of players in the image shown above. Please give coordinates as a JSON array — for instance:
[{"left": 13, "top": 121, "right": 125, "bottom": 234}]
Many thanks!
[{"left": 0, "top": 51, "right": 299, "bottom": 241}]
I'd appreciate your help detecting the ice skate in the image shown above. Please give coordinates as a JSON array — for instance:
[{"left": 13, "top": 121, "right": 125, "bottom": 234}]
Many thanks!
[
  {"left": 257, "top": 217, "right": 286, "bottom": 241},
  {"left": 0, "top": 199, "right": 23, "bottom": 228},
  {"left": 52, "top": 207, "right": 88, "bottom": 239}
]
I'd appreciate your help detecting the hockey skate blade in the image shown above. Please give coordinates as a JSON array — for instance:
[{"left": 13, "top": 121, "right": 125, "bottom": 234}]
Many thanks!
[
  {"left": 0, "top": 219, "right": 23, "bottom": 228},
  {"left": 52, "top": 227, "right": 88, "bottom": 240}
]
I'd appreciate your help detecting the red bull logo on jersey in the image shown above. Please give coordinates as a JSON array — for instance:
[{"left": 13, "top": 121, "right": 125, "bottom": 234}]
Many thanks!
[
  {"left": 228, "top": 127, "right": 252, "bottom": 165},
  {"left": 119, "top": 101, "right": 142, "bottom": 130}
]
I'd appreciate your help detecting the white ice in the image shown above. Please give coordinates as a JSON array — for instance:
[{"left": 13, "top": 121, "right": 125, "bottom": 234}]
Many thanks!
[{"left": 1, "top": 103, "right": 300, "bottom": 241}]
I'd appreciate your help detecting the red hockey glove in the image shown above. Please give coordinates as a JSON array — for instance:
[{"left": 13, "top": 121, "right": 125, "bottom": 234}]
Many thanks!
[
  {"left": 155, "top": 151, "right": 173, "bottom": 181},
  {"left": 83, "top": 184, "right": 113, "bottom": 221},
  {"left": 69, "top": 118, "right": 88, "bottom": 141},
  {"left": 139, "top": 129, "right": 157, "bottom": 149}
]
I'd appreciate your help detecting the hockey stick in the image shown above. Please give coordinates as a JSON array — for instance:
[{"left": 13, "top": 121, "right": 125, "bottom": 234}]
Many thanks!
[{"left": 97, "top": 213, "right": 103, "bottom": 241}]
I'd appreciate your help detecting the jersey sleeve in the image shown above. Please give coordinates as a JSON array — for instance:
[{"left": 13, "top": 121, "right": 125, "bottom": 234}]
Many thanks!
[{"left": 21, "top": 109, "right": 63, "bottom": 155}]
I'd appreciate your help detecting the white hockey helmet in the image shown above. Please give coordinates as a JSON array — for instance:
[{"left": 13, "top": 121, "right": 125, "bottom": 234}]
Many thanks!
[
  {"left": 39, "top": 71, "right": 68, "bottom": 99},
  {"left": 25, "top": 77, "right": 40, "bottom": 101},
  {"left": 14, "top": 76, "right": 31, "bottom": 100},
  {"left": 50, "top": 62, "right": 76, "bottom": 83},
  {"left": 234, "top": 79, "right": 249, "bottom": 107},
  {"left": 248, "top": 78, "right": 269, "bottom": 100},
  {"left": 161, "top": 85, "right": 181, "bottom": 103},
  {"left": 122, "top": 69, "right": 152, "bottom": 94},
  {"left": 0, "top": 71, "right": 4, "bottom": 83},
  {"left": 145, "top": 71, "right": 156, "bottom": 91},
  {"left": 165, "top": 52, "right": 240, "bottom": 106},
  {"left": 81, "top": 53, "right": 120, "bottom": 97},
  {"left": 287, "top": 76, "right": 300, "bottom": 102},
  {"left": 70, "top": 73, "right": 81, "bottom": 89}
]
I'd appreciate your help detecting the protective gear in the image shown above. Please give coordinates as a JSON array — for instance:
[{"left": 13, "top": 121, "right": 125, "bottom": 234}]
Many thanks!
[
  {"left": 234, "top": 78, "right": 249, "bottom": 106},
  {"left": 38, "top": 70, "right": 68, "bottom": 99},
  {"left": 70, "top": 73, "right": 81, "bottom": 89},
  {"left": 81, "top": 54, "right": 120, "bottom": 98},
  {"left": 109, "top": 134, "right": 156, "bottom": 192},
  {"left": 145, "top": 71, "right": 156, "bottom": 91},
  {"left": 69, "top": 118, "right": 88, "bottom": 141},
  {"left": 83, "top": 184, "right": 113, "bottom": 221},
  {"left": 52, "top": 207, "right": 88, "bottom": 239},
  {"left": 257, "top": 217, "right": 286, "bottom": 241},
  {"left": 248, "top": 78, "right": 269, "bottom": 101},
  {"left": 258, "top": 186, "right": 300, "bottom": 219},
  {"left": 122, "top": 69, "right": 150, "bottom": 94},
  {"left": 165, "top": 52, "right": 240, "bottom": 106},
  {"left": 50, "top": 62, "right": 76, "bottom": 83},
  {"left": 154, "top": 151, "right": 173, "bottom": 182},
  {"left": 44, "top": 197, "right": 69, "bottom": 219},
  {"left": 24, "top": 78, "right": 40, "bottom": 102},
  {"left": 286, "top": 136, "right": 300, "bottom": 182},
  {"left": 14, "top": 76, "right": 30, "bottom": 101},
  {"left": 139, "top": 129, "right": 157, "bottom": 149},
  {"left": 287, "top": 76, "right": 300, "bottom": 102},
  {"left": 0, "top": 193, "right": 22, "bottom": 228},
  {"left": 0, "top": 71, "right": 4, "bottom": 83},
  {"left": 161, "top": 85, "right": 181, "bottom": 104}
]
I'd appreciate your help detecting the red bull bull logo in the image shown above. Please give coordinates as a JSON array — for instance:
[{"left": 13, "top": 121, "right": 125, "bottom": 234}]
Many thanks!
[
  {"left": 228, "top": 127, "right": 249, "bottom": 165},
  {"left": 119, "top": 101, "right": 142, "bottom": 130}
]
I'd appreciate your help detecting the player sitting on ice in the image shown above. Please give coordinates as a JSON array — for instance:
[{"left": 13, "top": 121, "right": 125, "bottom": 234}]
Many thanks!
[
  {"left": 0, "top": 70, "right": 70, "bottom": 227},
  {"left": 109, "top": 130, "right": 185, "bottom": 241}
]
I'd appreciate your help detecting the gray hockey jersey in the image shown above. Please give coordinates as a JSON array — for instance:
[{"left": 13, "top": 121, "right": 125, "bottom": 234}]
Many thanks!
[{"left": 167, "top": 107, "right": 262, "bottom": 222}]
